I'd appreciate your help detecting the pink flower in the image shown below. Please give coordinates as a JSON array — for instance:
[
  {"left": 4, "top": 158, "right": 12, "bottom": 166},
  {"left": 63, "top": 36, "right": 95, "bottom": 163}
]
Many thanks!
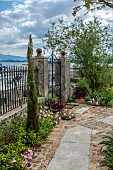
[
  {"left": 25, "top": 159, "right": 28, "bottom": 164},
  {"left": 28, "top": 150, "right": 33, "bottom": 155},
  {"left": 34, "top": 152, "right": 37, "bottom": 157},
  {"left": 12, "top": 158, "right": 16, "bottom": 163},
  {"left": 24, "top": 155, "right": 28, "bottom": 159},
  {"left": 21, "top": 154, "right": 24, "bottom": 157},
  {"left": 28, "top": 156, "right": 32, "bottom": 160}
]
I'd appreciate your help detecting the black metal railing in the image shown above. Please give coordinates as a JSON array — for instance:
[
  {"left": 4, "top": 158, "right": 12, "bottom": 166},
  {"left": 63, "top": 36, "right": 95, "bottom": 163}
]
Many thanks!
[
  {"left": 0, "top": 65, "right": 28, "bottom": 115},
  {"left": 48, "top": 54, "right": 61, "bottom": 99}
]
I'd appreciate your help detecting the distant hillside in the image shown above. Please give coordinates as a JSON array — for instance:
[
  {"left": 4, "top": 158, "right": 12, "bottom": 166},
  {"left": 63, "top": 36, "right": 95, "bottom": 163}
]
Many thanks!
[{"left": 0, "top": 54, "right": 27, "bottom": 62}]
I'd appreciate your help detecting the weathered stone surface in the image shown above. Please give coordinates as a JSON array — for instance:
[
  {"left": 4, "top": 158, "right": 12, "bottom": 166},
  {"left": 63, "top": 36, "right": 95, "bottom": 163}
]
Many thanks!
[
  {"left": 100, "top": 115, "right": 113, "bottom": 126},
  {"left": 47, "top": 126, "right": 91, "bottom": 170},
  {"left": 61, "top": 125, "right": 91, "bottom": 143},
  {"left": 76, "top": 107, "right": 90, "bottom": 114}
]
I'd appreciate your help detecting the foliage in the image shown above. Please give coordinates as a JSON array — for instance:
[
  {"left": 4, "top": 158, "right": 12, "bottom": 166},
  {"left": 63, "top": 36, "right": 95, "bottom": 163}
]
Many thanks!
[
  {"left": 44, "top": 17, "right": 112, "bottom": 92},
  {"left": 26, "top": 34, "right": 39, "bottom": 132},
  {"left": 68, "top": 96, "right": 74, "bottom": 102},
  {"left": 45, "top": 98, "right": 65, "bottom": 111},
  {"left": 40, "top": 97, "right": 75, "bottom": 121},
  {"left": 0, "top": 113, "right": 55, "bottom": 169},
  {"left": 73, "top": 0, "right": 113, "bottom": 15},
  {"left": 38, "top": 117, "right": 54, "bottom": 139},
  {"left": 85, "top": 88, "right": 113, "bottom": 106},
  {"left": 75, "top": 78, "right": 91, "bottom": 98},
  {"left": 99, "top": 134, "right": 113, "bottom": 169}
]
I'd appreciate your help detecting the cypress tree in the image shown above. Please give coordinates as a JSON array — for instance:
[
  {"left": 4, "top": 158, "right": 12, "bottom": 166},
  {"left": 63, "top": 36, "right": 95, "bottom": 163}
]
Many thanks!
[{"left": 26, "top": 34, "right": 39, "bottom": 132}]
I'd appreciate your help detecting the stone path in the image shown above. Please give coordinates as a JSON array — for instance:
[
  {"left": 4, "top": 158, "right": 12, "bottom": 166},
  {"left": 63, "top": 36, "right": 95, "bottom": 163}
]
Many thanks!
[
  {"left": 29, "top": 104, "right": 113, "bottom": 170},
  {"left": 47, "top": 125, "right": 92, "bottom": 170}
]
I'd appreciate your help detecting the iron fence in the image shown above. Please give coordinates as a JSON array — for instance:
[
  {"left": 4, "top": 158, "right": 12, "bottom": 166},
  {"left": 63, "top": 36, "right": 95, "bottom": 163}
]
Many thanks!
[{"left": 0, "top": 65, "right": 28, "bottom": 115}]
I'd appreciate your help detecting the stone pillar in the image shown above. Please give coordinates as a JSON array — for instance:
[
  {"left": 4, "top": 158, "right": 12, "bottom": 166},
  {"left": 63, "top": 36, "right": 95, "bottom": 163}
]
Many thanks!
[
  {"left": 60, "top": 51, "right": 70, "bottom": 102},
  {"left": 34, "top": 48, "right": 48, "bottom": 97}
]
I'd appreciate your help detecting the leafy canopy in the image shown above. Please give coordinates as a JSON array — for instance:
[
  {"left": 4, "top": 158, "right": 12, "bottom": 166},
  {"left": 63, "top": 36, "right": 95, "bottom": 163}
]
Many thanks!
[
  {"left": 43, "top": 17, "right": 113, "bottom": 91},
  {"left": 73, "top": 0, "right": 113, "bottom": 15}
]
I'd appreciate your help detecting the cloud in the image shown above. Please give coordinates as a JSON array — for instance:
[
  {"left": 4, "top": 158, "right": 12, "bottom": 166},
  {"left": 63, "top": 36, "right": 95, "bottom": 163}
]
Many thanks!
[{"left": 0, "top": 0, "right": 112, "bottom": 56}]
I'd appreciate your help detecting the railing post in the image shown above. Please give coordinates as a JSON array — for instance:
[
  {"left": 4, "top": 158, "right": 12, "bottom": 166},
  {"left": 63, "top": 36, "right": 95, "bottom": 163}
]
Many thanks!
[
  {"left": 34, "top": 48, "right": 48, "bottom": 97},
  {"left": 60, "top": 51, "right": 70, "bottom": 102}
]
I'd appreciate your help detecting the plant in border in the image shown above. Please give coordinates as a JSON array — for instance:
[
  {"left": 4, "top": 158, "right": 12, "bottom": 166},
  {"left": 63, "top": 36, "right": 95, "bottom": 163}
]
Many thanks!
[
  {"left": 99, "top": 134, "right": 113, "bottom": 170},
  {"left": 26, "top": 34, "right": 39, "bottom": 132}
]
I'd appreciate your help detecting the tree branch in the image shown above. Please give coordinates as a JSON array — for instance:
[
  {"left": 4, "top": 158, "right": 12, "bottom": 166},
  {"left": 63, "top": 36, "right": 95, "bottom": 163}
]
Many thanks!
[{"left": 98, "top": 0, "right": 113, "bottom": 8}]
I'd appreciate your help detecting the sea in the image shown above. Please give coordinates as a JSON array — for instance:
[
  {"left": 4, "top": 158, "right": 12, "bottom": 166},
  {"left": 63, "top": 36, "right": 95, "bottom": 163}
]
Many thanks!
[{"left": 0, "top": 61, "right": 27, "bottom": 66}]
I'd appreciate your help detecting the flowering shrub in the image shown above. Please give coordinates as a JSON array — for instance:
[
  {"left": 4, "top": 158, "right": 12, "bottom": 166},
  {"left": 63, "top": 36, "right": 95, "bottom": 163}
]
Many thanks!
[
  {"left": 0, "top": 114, "right": 55, "bottom": 170},
  {"left": 85, "top": 88, "right": 113, "bottom": 107},
  {"left": 61, "top": 110, "right": 75, "bottom": 120}
]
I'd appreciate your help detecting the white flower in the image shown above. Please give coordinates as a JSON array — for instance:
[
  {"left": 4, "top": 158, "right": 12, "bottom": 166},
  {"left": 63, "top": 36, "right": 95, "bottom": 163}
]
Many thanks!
[
  {"left": 92, "top": 98, "right": 95, "bottom": 102},
  {"left": 96, "top": 101, "right": 99, "bottom": 106}
]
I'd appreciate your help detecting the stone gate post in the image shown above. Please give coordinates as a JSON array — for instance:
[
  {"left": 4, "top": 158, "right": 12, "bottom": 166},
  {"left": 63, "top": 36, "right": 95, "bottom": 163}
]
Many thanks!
[
  {"left": 60, "top": 51, "right": 70, "bottom": 102},
  {"left": 34, "top": 48, "right": 48, "bottom": 97}
]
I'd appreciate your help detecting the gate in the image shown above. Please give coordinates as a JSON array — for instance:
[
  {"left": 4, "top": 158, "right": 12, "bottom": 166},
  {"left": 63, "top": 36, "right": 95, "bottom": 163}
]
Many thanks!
[{"left": 48, "top": 54, "right": 61, "bottom": 99}]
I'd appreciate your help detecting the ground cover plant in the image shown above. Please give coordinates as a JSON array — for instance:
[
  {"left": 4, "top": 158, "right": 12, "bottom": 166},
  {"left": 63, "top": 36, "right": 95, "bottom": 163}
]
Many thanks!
[{"left": 99, "top": 134, "right": 113, "bottom": 169}]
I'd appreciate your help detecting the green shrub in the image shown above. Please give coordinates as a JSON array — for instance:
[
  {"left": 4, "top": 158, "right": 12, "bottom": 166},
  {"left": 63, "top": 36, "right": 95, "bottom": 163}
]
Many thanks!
[
  {"left": 0, "top": 113, "right": 55, "bottom": 169},
  {"left": 75, "top": 78, "right": 91, "bottom": 98},
  {"left": 99, "top": 134, "right": 113, "bottom": 169},
  {"left": 85, "top": 88, "right": 113, "bottom": 106}
]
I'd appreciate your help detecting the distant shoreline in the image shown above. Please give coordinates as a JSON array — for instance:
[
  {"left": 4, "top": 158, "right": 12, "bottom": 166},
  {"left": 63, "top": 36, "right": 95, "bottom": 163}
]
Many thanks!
[{"left": 0, "top": 60, "right": 27, "bottom": 62}]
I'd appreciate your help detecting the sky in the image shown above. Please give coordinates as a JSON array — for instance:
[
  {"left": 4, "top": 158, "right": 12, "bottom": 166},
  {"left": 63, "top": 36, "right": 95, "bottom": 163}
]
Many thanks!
[{"left": 0, "top": 0, "right": 113, "bottom": 57}]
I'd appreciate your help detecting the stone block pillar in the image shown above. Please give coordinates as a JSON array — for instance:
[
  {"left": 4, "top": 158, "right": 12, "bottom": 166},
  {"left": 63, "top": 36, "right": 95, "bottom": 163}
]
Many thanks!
[
  {"left": 60, "top": 51, "right": 70, "bottom": 102},
  {"left": 34, "top": 48, "right": 48, "bottom": 97}
]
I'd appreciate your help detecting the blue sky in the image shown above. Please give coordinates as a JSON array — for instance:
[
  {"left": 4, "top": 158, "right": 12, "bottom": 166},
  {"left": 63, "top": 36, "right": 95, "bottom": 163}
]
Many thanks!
[{"left": 0, "top": 0, "right": 113, "bottom": 57}]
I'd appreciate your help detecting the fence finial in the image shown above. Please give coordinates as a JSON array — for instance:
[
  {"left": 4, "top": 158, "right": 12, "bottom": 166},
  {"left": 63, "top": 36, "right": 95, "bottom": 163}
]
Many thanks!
[
  {"left": 36, "top": 48, "right": 43, "bottom": 58},
  {"left": 61, "top": 51, "right": 66, "bottom": 58}
]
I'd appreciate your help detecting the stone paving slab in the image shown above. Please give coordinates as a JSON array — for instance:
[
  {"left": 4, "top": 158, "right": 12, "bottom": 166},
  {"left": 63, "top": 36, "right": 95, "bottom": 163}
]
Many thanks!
[
  {"left": 47, "top": 125, "right": 92, "bottom": 170},
  {"left": 61, "top": 125, "right": 91, "bottom": 143},
  {"left": 100, "top": 115, "right": 113, "bottom": 126},
  {"left": 75, "top": 107, "right": 90, "bottom": 115}
]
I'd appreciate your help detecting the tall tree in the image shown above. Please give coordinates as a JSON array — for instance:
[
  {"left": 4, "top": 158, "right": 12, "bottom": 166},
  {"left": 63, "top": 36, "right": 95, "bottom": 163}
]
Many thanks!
[
  {"left": 44, "top": 17, "right": 112, "bottom": 91},
  {"left": 26, "top": 35, "right": 39, "bottom": 132},
  {"left": 73, "top": 0, "right": 113, "bottom": 15}
]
